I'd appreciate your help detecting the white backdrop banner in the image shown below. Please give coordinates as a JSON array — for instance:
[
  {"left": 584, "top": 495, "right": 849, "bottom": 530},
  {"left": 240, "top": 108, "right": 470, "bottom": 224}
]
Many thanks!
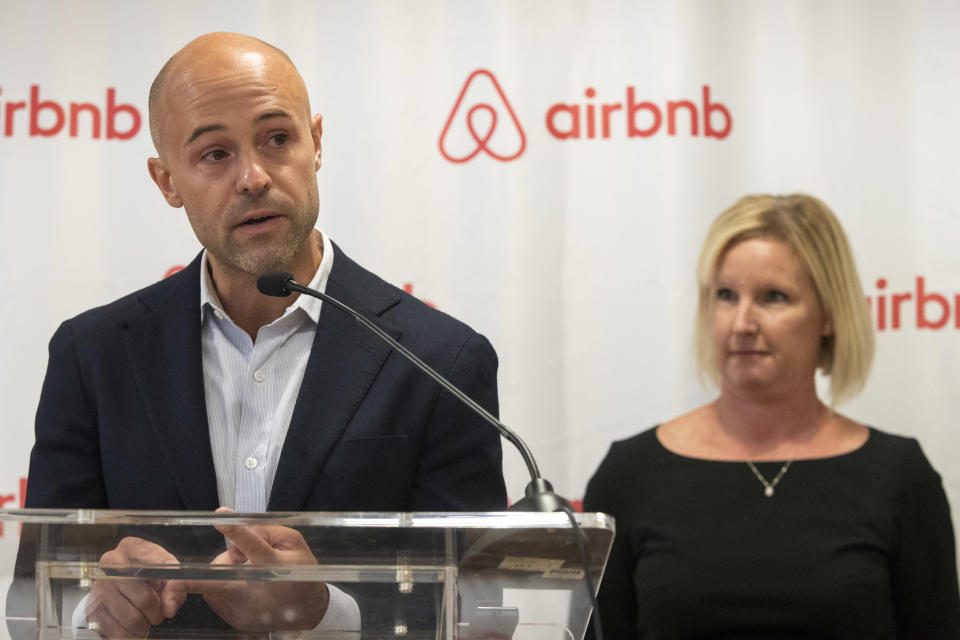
[{"left": 1, "top": 0, "right": 958, "bottom": 565}]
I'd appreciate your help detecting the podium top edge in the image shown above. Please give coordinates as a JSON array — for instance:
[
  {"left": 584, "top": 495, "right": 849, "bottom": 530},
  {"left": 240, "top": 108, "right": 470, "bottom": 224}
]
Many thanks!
[{"left": 0, "top": 508, "right": 615, "bottom": 531}]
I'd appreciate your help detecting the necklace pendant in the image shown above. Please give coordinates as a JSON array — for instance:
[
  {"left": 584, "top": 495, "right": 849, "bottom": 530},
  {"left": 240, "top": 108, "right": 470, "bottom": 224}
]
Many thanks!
[{"left": 747, "top": 460, "right": 792, "bottom": 498}]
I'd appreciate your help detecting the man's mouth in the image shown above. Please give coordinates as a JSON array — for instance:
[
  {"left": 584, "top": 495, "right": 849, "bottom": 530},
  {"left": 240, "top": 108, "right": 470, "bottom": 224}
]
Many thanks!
[{"left": 240, "top": 214, "right": 278, "bottom": 226}]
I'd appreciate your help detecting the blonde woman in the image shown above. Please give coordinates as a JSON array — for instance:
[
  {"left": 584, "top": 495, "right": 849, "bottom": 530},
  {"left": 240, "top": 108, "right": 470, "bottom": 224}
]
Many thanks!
[{"left": 585, "top": 194, "right": 959, "bottom": 638}]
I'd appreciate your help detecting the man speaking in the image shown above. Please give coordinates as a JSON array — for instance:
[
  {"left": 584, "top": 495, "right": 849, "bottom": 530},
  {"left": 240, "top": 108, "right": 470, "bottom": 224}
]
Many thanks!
[{"left": 19, "top": 32, "right": 507, "bottom": 635}]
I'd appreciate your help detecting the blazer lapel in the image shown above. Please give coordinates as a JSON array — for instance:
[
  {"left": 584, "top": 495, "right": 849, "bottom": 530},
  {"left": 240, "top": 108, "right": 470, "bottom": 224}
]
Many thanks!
[
  {"left": 120, "top": 255, "right": 220, "bottom": 511},
  {"left": 268, "top": 245, "right": 401, "bottom": 511}
]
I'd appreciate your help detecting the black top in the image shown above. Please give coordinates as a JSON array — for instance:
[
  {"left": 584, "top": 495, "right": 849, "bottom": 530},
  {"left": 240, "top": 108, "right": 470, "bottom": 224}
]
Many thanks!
[{"left": 584, "top": 427, "right": 960, "bottom": 639}]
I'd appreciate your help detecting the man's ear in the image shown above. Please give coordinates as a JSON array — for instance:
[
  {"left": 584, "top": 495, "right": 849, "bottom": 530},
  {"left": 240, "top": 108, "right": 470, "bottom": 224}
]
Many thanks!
[
  {"left": 311, "top": 113, "right": 323, "bottom": 171},
  {"left": 147, "top": 157, "right": 183, "bottom": 208}
]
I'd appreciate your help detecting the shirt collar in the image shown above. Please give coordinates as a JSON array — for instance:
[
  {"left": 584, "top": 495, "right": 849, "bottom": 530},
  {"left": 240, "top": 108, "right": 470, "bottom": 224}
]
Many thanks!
[{"left": 200, "top": 229, "right": 335, "bottom": 326}]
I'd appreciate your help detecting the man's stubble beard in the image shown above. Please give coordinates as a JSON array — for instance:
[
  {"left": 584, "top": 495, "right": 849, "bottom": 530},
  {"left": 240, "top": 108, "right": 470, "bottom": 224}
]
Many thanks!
[
  {"left": 215, "top": 187, "right": 319, "bottom": 277},
  {"left": 224, "top": 222, "right": 311, "bottom": 276}
]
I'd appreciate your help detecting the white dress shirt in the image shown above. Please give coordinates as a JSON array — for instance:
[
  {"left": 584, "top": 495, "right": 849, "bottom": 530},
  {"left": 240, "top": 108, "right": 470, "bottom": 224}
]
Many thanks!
[
  {"left": 200, "top": 230, "right": 358, "bottom": 630},
  {"left": 200, "top": 231, "right": 332, "bottom": 512}
]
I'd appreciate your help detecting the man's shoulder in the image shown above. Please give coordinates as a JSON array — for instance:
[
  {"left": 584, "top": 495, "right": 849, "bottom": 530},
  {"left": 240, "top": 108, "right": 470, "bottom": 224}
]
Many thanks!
[
  {"left": 329, "top": 244, "right": 484, "bottom": 346},
  {"left": 61, "top": 256, "right": 200, "bottom": 338}
]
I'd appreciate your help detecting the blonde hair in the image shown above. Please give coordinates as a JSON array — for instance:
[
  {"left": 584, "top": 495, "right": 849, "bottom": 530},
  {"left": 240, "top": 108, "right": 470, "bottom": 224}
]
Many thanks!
[{"left": 694, "top": 194, "right": 874, "bottom": 404}]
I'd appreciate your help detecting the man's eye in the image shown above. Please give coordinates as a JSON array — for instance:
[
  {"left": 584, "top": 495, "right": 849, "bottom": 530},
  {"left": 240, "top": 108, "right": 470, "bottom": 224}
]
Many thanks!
[
  {"left": 268, "top": 133, "right": 289, "bottom": 146},
  {"left": 203, "top": 149, "right": 228, "bottom": 162}
]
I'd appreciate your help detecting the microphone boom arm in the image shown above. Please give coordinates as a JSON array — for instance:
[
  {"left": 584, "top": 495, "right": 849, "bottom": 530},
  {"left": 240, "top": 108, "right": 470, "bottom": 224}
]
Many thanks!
[
  {"left": 283, "top": 279, "right": 542, "bottom": 483},
  {"left": 258, "top": 272, "right": 598, "bottom": 635}
]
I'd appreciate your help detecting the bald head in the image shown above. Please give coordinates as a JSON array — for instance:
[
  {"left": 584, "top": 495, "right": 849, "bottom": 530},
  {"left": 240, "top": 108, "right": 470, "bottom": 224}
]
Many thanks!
[{"left": 148, "top": 32, "right": 310, "bottom": 155}]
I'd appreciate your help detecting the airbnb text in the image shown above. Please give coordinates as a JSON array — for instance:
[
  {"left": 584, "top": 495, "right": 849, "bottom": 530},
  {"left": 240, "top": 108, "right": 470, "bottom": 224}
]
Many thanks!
[
  {"left": 546, "top": 85, "right": 732, "bottom": 140},
  {"left": 867, "top": 276, "right": 960, "bottom": 331},
  {"left": 0, "top": 85, "right": 142, "bottom": 140}
]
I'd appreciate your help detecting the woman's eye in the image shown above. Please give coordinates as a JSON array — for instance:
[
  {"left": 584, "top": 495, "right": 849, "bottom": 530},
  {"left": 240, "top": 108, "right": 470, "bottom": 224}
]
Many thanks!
[
  {"left": 716, "top": 288, "right": 735, "bottom": 301},
  {"left": 764, "top": 290, "right": 788, "bottom": 302}
]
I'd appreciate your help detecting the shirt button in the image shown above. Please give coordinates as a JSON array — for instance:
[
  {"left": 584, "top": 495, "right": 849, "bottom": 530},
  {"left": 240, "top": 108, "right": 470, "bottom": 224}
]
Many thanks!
[
  {"left": 214, "top": 309, "right": 224, "bottom": 320},
  {"left": 244, "top": 456, "right": 258, "bottom": 470},
  {"left": 253, "top": 369, "right": 265, "bottom": 383}
]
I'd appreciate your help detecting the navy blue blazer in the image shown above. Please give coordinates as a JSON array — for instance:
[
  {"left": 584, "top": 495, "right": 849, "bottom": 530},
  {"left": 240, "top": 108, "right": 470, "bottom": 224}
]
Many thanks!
[{"left": 25, "top": 243, "right": 507, "bottom": 513}]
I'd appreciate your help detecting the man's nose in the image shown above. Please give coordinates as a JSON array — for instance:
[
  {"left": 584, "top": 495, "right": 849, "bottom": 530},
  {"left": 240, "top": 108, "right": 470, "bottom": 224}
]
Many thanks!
[{"left": 235, "top": 152, "right": 271, "bottom": 196}]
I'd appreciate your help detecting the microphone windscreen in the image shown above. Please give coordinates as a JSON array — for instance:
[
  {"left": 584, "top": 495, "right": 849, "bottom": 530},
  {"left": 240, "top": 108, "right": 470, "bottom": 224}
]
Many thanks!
[{"left": 257, "top": 272, "right": 294, "bottom": 297}]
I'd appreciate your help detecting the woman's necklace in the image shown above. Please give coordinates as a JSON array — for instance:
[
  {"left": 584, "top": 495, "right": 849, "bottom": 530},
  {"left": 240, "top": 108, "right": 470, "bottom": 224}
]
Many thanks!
[{"left": 745, "top": 459, "right": 793, "bottom": 497}]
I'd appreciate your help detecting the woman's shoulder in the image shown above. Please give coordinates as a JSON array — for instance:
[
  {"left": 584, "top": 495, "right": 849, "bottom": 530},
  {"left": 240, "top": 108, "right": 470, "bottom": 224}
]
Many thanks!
[
  {"left": 861, "top": 426, "right": 942, "bottom": 487},
  {"left": 584, "top": 427, "right": 662, "bottom": 510},
  {"left": 602, "top": 426, "right": 664, "bottom": 466}
]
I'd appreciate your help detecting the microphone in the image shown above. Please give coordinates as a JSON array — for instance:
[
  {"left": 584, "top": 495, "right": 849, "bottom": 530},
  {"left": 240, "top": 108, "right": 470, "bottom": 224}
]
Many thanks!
[
  {"left": 256, "top": 271, "right": 571, "bottom": 512},
  {"left": 256, "top": 271, "right": 295, "bottom": 297}
]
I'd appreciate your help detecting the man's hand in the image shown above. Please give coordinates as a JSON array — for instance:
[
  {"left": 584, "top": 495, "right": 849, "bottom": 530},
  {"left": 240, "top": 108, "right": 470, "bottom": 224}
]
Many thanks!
[
  {"left": 176, "top": 510, "right": 329, "bottom": 631},
  {"left": 87, "top": 537, "right": 186, "bottom": 638}
]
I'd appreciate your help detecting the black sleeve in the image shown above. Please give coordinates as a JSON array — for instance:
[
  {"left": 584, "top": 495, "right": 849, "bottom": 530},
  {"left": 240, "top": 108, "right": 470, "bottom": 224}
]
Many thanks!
[
  {"left": 584, "top": 441, "right": 639, "bottom": 640},
  {"left": 407, "top": 331, "right": 507, "bottom": 510},
  {"left": 891, "top": 442, "right": 960, "bottom": 639},
  {"left": 26, "top": 319, "right": 109, "bottom": 508}
]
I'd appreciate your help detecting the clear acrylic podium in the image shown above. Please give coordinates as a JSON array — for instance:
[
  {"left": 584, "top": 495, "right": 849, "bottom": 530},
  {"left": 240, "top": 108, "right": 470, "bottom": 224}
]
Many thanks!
[{"left": 0, "top": 509, "right": 614, "bottom": 639}]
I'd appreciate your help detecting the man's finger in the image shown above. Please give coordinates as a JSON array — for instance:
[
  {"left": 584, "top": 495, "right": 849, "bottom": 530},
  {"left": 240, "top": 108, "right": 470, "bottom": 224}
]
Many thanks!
[
  {"left": 113, "top": 537, "right": 180, "bottom": 566},
  {"left": 167, "top": 578, "right": 212, "bottom": 596},
  {"left": 214, "top": 524, "right": 277, "bottom": 563},
  {"left": 226, "top": 544, "right": 248, "bottom": 564},
  {"left": 167, "top": 549, "right": 239, "bottom": 597},
  {"left": 159, "top": 579, "right": 189, "bottom": 619},
  {"left": 89, "top": 582, "right": 153, "bottom": 637},
  {"left": 115, "top": 580, "right": 165, "bottom": 626},
  {"left": 257, "top": 525, "right": 310, "bottom": 552},
  {"left": 88, "top": 606, "right": 137, "bottom": 639}
]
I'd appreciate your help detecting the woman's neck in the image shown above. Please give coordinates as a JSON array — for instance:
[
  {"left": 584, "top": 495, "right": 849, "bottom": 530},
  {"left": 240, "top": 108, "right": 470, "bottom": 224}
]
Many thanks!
[{"left": 712, "top": 384, "right": 830, "bottom": 458}]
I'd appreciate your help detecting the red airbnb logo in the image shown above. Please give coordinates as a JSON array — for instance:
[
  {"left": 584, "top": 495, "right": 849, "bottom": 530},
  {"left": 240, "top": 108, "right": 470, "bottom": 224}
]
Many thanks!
[{"left": 439, "top": 70, "right": 526, "bottom": 163}]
